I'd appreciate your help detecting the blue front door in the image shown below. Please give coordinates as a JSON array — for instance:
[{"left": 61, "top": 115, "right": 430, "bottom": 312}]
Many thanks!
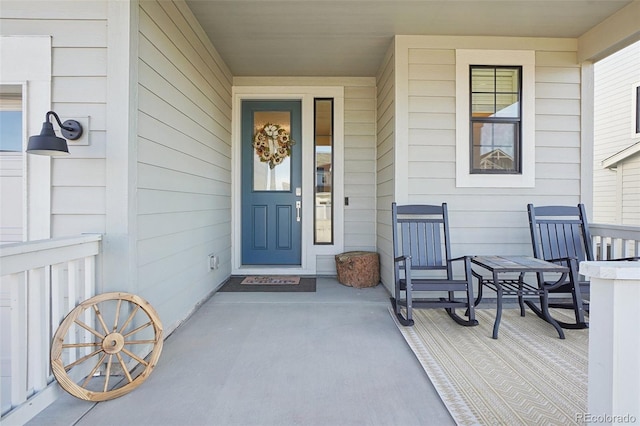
[{"left": 241, "top": 100, "right": 302, "bottom": 265}]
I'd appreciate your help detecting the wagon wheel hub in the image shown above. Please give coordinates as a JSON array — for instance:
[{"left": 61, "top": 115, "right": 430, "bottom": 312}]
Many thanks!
[{"left": 102, "top": 332, "right": 125, "bottom": 354}]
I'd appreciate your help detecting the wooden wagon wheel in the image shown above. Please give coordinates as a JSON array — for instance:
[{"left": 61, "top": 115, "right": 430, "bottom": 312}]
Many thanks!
[{"left": 51, "top": 292, "right": 163, "bottom": 402}]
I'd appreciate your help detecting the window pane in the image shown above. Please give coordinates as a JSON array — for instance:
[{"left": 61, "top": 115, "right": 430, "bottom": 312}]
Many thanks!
[
  {"left": 495, "top": 94, "right": 519, "bottom": 118},
  {"left": 0, "top": 86, "right": 23, "bottom": 152},
  {"left": 314, "top": 99, "right": 333, "bottom": 244},
  {"left": 470, "top": 65, "right": 522, "bottom": 174},
  {"left": 472, "top": 122, "right": 518, "bottom": 172},
  {"left": 253, "top": 111, "right": 292, "bottom": 191},
  {"left": 471, "top": 93, "right": 495, "bottom": 117},
  {"left": 496, "top": 68, "right": 520, "bottom": 92},
  {"left": 471, "top": 68, "right": 495, "bottom": 92}
]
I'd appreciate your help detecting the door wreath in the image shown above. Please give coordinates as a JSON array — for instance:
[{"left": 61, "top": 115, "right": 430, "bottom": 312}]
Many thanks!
[{"left": 253, "top": 123, "right": 295, "bottom": 169}]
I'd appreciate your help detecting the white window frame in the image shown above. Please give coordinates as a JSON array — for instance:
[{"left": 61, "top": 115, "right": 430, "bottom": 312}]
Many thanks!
[{"left": 456, "top": 49, "right": 535, "bottom": 187}]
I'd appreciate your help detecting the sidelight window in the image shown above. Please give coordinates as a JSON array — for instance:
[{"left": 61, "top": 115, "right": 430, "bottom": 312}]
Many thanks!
[{"left": 314, "top": 98, "right": 333, "bottom": 244}]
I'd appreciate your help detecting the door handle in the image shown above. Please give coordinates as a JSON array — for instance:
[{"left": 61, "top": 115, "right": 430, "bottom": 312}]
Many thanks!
[{"left": 296, "top": 201, "right": 301, "bottom": 222}]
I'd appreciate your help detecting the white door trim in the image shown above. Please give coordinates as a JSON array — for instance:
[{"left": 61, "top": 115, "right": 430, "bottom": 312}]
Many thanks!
[{"left": 231, "top": 86, "right": 344, "bottom": 275}]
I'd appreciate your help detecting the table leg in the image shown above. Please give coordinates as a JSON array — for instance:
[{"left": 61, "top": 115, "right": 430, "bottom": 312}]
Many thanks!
[
  {"left": 492, "top": 272, "right": 502, "bottom": 339},
  {"left": 518, "top": 272, "right": 526, "bottom": 316}
]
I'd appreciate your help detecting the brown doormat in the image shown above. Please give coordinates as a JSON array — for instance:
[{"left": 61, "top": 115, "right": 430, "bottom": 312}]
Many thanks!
[
  {"left": 241, "top": 275, "right": 300, "bottom": 285},
  {"left": 218, "top": 276, "right": 316, "bottom": 293}
]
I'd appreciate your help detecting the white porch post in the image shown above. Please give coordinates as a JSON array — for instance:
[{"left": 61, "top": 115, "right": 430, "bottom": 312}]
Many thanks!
[{"left": 581, "top": 261, "right": 640, "bottom": 425}]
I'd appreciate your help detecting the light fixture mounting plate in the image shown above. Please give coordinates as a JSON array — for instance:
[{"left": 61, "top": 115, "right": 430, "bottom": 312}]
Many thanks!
[{"left": 61, "top": 120, "right": 83, "bottom": 140}]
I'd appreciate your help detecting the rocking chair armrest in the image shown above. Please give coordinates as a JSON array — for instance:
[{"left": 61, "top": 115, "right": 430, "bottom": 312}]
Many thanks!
[
  {"left": 536, "top": 256, "right": 579, "bottom": 290},
  {"left": 542, "top": 255, "right": 579, "bottom": 266},
  {"left": 447, "top": 255, "right": 470, "bottom": 263},
  {"left": 394, "top": 255, "right": 411, "bottom": 264}
]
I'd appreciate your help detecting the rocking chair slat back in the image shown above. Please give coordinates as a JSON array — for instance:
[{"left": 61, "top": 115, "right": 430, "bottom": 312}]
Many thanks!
[
  {"left": 528, "top": 204, "right": 593, "bottom": 265},
  {"left": 395, "top": 204, "right": 450, "bottom": 272},
  {"left": 390, "top": 202, "right": 477, "bottom": 327}
]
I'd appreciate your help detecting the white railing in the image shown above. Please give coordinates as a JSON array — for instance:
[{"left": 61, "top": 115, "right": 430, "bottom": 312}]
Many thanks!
[
  {"left": 0, "top": 234, "right": 102, "bottom": 425},
  {"left": 590, "top": 223, "right": 640, "bottom": 260}
]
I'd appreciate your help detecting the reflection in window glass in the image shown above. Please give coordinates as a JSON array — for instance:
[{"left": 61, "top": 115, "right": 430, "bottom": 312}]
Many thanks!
[
  {"left": 470, "top": 66, "right": 522, "bottom": 174},
  {"left": 314, "top": 99, "right": 333, "bottom": 244},
  {"left": 0, "top": 85, "right": 24, "bottom": 245},
  {"left": 0, "top": 86, "right": 23, "bottom": 152},
  {"left": 253, "top": 111, "right": 292, "bottom": 191}
]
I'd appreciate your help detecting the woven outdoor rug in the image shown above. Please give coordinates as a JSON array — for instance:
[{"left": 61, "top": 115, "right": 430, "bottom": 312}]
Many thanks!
[
  {"left": 218, "top": 276, "right": 315, "bottom": 292},
  {"left": 241, "top": 275, "right": 300, "bottom": 285},
  {"left": 390, "top": 307, "right": 588, "bottom": 426}
]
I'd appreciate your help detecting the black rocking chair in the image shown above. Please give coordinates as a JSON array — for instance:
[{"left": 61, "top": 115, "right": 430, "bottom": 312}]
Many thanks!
[
  {"left": 527, "top": 203, "right": 639, "bottom": 329},
  {"left": 390, "top": 203, "right": 478, "bottom": 327}
]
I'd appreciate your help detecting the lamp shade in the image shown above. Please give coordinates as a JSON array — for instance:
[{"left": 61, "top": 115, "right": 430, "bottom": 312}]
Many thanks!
[{"left": 26, "top": 121, "right": 70, "bottom": 156}]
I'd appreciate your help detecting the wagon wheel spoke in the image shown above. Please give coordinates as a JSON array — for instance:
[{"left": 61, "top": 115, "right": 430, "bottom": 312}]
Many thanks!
[
  {"left": 113, "top": 299, "right": 123, "bottom": 332},
  {"left": 115, "top": 352, "right": 133, "bottom": 383},
  {"left": 81, "top": 352, "right": 108, "bottom": 388},
  {"left": 64, "top": 349, "right": 103, "bottom": 371},
  {"left": 92, "top": 303, "right": 111, "bottom": 335},
  {"left": 123, "top": 339, "right": 157, "bottom": 345},
  {"left": 62, "top": 342, "right": 102, "bottom": 349},
  {"left": 51, "top": 292, "right": 163, "bottom": 402},
  {"left": 74, "top": 319, "right": 105, "bottom": 340},
  {"left": 118, "top": 305, "right": 141, "bottom": 334},
  {"left": 121, "top": 347, "right": 149, "bottom": 367},
  {"left": 103, "top": 354, "right": 114, "bottom": 392},
  {"left": 123, "top": 321, "right": 152, "bottom": 339}
]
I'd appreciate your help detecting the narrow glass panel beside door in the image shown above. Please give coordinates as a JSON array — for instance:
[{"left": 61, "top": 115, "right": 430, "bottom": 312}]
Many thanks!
[{"left": 314, "top": 98, "right": 333, "bottom": 244}]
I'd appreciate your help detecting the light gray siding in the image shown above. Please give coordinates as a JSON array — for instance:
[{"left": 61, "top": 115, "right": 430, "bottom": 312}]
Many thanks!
[
  {"left": 344, "top": 85, "right": 377, "bottom": 252},
  {"left": 376, "top": 42, "right": 395, "bottom": 289},
  {"left": 377, "top": 37, "right": 583, "bottom": 290},
  {"left": 594, "top": 42, "right": 640, "bottom": 224},
  {"left": 622, "top": 155, "right": 640, "bottom": 225},
  {"left": 137, "top": 0, "right": 232, "bottom": 331},
  {"left": 1, "top": 1, "right": 109, "bottom": 237},
  {"left": 318, "top": 81, "right": 378, "bottom": 275}
]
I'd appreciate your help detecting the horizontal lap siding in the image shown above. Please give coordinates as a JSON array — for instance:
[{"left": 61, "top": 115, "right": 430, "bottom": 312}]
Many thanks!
[
  {"left": 138, "top": 0, "right": 232, "bottom": 331},
  {"left": 1, "top": 1, "right": 109, "bottom": 237},
  {"left": 376, "top": 42, "right": 395, "bottom": 289},
  {"left": 405, "top": 42, "right": 581, "bottom": 260},
  {"left": 594, "top": 42, "right": 640, "bottom": 225},
  {"left": 344, "top": 85, "right": 377, "bottom": 254},
  {"left": 622, "top": 158, "right": 640, "bottom": 225}
]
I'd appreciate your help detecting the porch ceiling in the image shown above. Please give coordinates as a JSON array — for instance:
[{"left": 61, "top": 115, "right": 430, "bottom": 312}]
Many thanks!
[{"left": 185, "top": 0, "right": 634, "bottom": 77}]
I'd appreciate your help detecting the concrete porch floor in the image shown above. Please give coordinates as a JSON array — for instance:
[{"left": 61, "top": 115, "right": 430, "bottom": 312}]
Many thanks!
[{"left": 27, "top": 277, "right": 454, "bottom": 426}]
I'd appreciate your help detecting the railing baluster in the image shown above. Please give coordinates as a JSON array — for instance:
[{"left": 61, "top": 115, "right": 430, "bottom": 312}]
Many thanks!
[
  {"left": 27, "top": 267, "right": 49, "bottom": 393},
  {"left": 9, "top": 272, "right": 27, "bottom": 407},
  {"left": 590, "top": 223, "right": 640, "bottom": 260},
  {"left": 0, "top": 234, "right": 101, "bottom": 423},
  {"left": 50, "top": 263, "right": 64, "bottom": 378}
]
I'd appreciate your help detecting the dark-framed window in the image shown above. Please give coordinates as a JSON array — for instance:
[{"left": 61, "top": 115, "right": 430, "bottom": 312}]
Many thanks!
[
  {"left": 635, "top": 84, "right": 639, "bottom": 135},
  {"left": 469, "top": 65, "right": 522, "bottom": 174}
]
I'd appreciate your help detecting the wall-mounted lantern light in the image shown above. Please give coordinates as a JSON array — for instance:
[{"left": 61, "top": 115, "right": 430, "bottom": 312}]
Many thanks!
[{"left": 26, "top": 111, "right": 83, "bottom": 156}]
